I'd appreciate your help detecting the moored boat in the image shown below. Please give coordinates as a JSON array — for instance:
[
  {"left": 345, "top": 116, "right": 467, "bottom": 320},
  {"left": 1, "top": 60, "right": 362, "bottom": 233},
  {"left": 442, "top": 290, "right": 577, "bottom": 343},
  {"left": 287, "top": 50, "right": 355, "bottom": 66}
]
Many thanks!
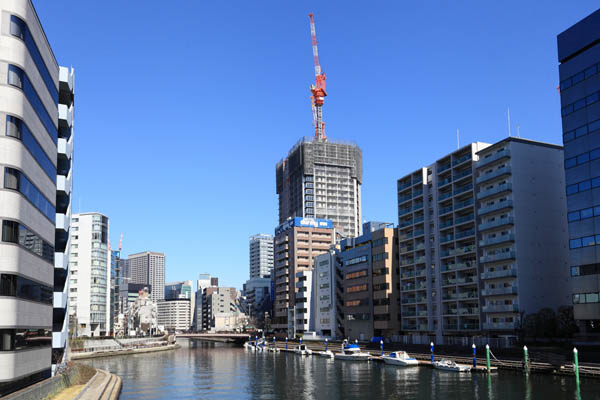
[
  {"left": 334, "top": 342, "right": 370, "bottom": 361},
  {"left": 433, "top": 359, "right": 471, "bottom": 372},
  {"left": 316, "top": 349, "right": 334, "bottom": 358},
  {"left": 381, "top": 351, "right": 419, "bottom": 366},
  {"left": 294, "top": 344, "right": 313, "bottom": 356}
]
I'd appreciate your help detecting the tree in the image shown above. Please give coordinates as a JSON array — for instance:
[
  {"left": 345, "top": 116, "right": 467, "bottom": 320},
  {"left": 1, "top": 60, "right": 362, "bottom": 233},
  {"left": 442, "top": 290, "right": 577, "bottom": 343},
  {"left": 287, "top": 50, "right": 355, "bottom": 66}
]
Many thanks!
[{"left": 557, "top": 305, "right": 578, "bottom": 337}]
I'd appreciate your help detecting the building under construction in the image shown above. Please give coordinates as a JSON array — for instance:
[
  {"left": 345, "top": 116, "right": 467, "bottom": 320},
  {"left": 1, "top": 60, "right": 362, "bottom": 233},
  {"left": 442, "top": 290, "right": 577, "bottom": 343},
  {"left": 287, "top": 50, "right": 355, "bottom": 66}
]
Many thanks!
[{"left": 276, "top": 137, "right": 363, "bottom": 238}]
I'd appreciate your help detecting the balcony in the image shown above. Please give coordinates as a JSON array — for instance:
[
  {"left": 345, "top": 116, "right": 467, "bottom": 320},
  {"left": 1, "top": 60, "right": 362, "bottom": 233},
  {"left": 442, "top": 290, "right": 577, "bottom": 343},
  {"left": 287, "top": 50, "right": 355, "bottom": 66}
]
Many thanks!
[
  {"left": 477, "top": 148, "right": 510, "bottom": 168},
  {"left": 458, "top": 307, "right": 479, "bottom": 315},
  {"left": 56, "top": 169, "right": 73, "bottom": 196},
  {"left": 443, "top": 308, "right": 458, "bottom": 315},
  {"left": 415, "top": 256, "right": 426, "bottom": 264},
  {"left": 439, "top": 191, "right": 453, "bottom": 201},
  {"left": 482, "top": 304, "right": 519, "bottom": 313},
  {"left": 438, "top": 163, "right": 451, "bottom": 173},
  {"left": 480, "top": 233, "right": 515, "bottom": 248},
  {"left": 483, "top": 321, "right": 519, "bottom": 330},
  {"left": 401, "top": 272, "right": 415, "bottom": 279},
  {"left": 398, "top": 181, "right": 412, "bottom": 191},
  {"left": 478, "top": 217, "right": 514, "bottom": 232},
  {"left": 477, "top": 183, "right": 512, "bottom": 200},
  {"left": 58, "top": 103, "right": 73, "bottom": 128},
  {"left": 482, "top": 286, "right": 518, "bottom": 296},
  {"left": 455, "top": 214, "right": 474, "bottom": 225},
  {"left": 57, "top": 135, "right": 74, "bottom": 161},
  {"left": 440, "top": 234, "right": 454, "bottom": 244},
  {"left": 453, "top": 154, "right": 472, "bottom": 166},
  {"left": 455, "top": 229, "right": 475, "bottom": 240},
  {"left": 400, "top": 259, "right": 415, "bottom": 266},
  {"left": 454, "top": 183, "right": 473, "bottom": 196},
  {"left": 438, "top": 177, "right": 452, "bottom": 188},
  {"left": 442, "top": 278, "right": 456, "bottom": 286},
  {"left": 453, "top": 245, "right": 475, "bottom": 256},
  {"left": 457, "top": 291, "right": 478, "bottom": 300},
  {"left": 439, "top": 219, "right": 454, "bottom": 229},
  {"left": 481, "top": 268, "right": 517, "bottom": 280},
  {"left": 479, "top": 200, "right": 514, "bottom": 216},
  {"left": 477, "top": 165, "right": 512, "bottom": 184},
  {"left": 454, "top": 198, "right": 474, "bottom": 211},
  {"left": 439, "top": 205, "right": 453, "bottom": 216},
  {"left": 399, "top": 219, "right": 413, "bottom": 228},
  {"left": 398, "top": 194, "right": 412, "bottom": 204},
  {"left": 480, "top": 251, "right": 516, "bottom": 263}
]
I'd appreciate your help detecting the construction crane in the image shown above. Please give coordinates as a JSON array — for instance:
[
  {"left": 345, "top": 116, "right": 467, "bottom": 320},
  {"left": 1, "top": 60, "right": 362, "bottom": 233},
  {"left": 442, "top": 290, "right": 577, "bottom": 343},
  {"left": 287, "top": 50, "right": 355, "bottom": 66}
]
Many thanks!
[
  {"left": 118, "top": 233, "right": 123, "bottom": 252},
  {"left": 309, "top": 13, "right": 327, "bottom": 141}
]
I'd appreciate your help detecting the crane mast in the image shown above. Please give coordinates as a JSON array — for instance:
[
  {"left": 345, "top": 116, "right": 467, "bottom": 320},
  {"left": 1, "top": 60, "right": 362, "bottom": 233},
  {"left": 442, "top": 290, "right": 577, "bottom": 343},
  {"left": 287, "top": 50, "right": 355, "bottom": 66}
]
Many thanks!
[{"left": 309, "top": 13, "right": 327, "bottom": 141}]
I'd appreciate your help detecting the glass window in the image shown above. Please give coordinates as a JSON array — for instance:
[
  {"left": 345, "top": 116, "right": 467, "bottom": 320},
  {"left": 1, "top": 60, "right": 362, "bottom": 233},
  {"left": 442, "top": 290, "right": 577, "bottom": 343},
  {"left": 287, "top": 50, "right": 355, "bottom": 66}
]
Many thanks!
[
  {"left": 586, "top": 293, "right": 599, "bottom": 303},
  {"left": 585, "top": 65, "right": 598, "bottom": 78},
  {"left": 572, "top": 71, "right": 585, "bottom": 85},
  {"left": 9, "top": 15, "right": 25, "bottom": 39},
  {"left": 594, "top": 206, "right": 600, "bottom": 216},
  {"left": 582, "top": 235, "right": 596, "bottom": 247},
  {"left": 562, "top": 105, "right": 573, "bottom": 116},
  {"left": 3, "top": 168, "right": 55, "bottom": 222},
  {"left": 7, "top": 65, "right": 23, "bottom": 89},
  {"left": 589, "top": 92, "right": 600, "bottom": 104},
  {"left": 591, "top": 149, "right": 600, "bottom": 160},
  {"left": 567, "top": 184, "right": 579, "bottom": 195},
  {"left": 579, "top": 180, "right": 591, "bottom": 192},
  {"left": 6, "top": 116, "right": 20, "bottom": 138},
  {"left": 563, "top": 131, "right": 575, "bottom": 142},
  {"left": 6, "top": 117, "right": 56, "bottom": 182},
  {"left": 561, "top": 79, "right": 572, "bottom": 90},
  {"left": 4, "top": 168, "right": 19, "bottom": 190},
  {"left": 565, "top": 157, "right": 577, "bottom": 169},
  {"left": 574, "top": 98, "right": 587, "bottom": 111},
  {"left": 581, "top": 208, "right": 594, "bottom": 219},
  {"left": 573, "top": 294, "right": 581, "bottom": 304},
  {"left": 575, "top": 126, "right": 588, "bottom": 137},
  {"left": 571, "top": 266, "right": 580, "bottom": 277},
  {"left": 590, "top": 119, "right": 600, "bottom": 133},
  {"left": 577, "top": 153, "right": 590, "bottom": 164},
  {"left": 592, "top": 177, "right": 600, "bottom": 188},
  {"left": 570, "top": 238, "right": 582, "bottom": 249},
  {"left": 568, "top": 211, "right": 580, "bottom": 222}
]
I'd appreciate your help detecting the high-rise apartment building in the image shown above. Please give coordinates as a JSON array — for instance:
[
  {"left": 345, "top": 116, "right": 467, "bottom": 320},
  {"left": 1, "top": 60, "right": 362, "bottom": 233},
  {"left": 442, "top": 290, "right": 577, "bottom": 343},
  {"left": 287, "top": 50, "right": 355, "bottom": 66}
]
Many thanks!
[
  {"left": 272, "top": 217, "right": 334, "bottom": 333},
  {"left": 0, "top": 1, "right": 73, "bottom": 393},
  {"left": 276, "top": 137, "right": 363, "bottom": 238},
  {"left": 314, "top": 250, "right": 338, "bottom": 338},
  {"left": 69, "top": 213, "right": 111, "bottom": 337},
  {"left": 338, "top": 222, "right": 398, "bottom": 341},
  {"left": 193, "top": 273, "right": 216, "bottom": 331},
  {"left": 249, "top": 233, "right": 274, "bottom": 279},
  {"left": 557, "top": 8, "right": 600, "bottom": 336},
  {"left": 128, "top": 251, "right": 165, "bottom": 303},
  {"left": 397, "top": 139, "right": 569, "bottom": 343}
]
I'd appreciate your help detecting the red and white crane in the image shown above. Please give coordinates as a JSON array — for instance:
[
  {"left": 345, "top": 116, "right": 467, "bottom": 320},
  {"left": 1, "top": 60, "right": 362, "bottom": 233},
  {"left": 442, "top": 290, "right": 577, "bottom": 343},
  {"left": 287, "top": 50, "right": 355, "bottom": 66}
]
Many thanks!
[{"left": 308, "top": 13, "right": 327, "bottom": 141}]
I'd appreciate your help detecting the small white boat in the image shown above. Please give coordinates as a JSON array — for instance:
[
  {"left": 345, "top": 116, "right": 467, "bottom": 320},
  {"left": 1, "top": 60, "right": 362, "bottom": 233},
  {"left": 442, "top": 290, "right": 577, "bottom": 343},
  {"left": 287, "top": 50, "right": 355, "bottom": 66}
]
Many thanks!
[
  {"left": 381, "top": 351, "right": 419, "bottom": 366},
  {"left": 294, "top": 344, "right": 312, "bottom": 356},
  {"left": 316, "top": 349, "right": 334, "bottom": 358},
  {"left": 334, "top": 343, "right": 370, "bottom": 361},
  {"left": 433, "top": 359, "right": 471, "bottom": 372},
  {"left": 267, "top": 346, "right": 280, "bottom": 353},
  {"left": 244, "top": 341, "right": 256, "bottom": 351}
]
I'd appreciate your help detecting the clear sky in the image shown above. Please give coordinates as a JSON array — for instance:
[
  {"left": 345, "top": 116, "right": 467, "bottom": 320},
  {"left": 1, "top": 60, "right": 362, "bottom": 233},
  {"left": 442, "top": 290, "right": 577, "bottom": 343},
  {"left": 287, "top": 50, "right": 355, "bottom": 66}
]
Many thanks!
[{"left": 35, "top": 1, "right": 599, "bottom": 290}]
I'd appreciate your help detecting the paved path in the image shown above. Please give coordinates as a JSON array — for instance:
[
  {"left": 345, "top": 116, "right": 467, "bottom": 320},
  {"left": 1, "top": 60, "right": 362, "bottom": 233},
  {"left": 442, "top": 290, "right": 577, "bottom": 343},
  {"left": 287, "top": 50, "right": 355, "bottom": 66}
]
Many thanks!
[{"left": 76, "top": 369, "right": 121, "bottom": 400}]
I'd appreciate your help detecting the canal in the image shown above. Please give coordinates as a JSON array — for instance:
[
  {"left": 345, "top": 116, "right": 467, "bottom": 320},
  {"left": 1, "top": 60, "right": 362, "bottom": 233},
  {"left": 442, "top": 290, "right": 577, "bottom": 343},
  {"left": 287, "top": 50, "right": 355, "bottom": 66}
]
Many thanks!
[{"left": 84, "top": 339, "right": 600, "bottom": 399}]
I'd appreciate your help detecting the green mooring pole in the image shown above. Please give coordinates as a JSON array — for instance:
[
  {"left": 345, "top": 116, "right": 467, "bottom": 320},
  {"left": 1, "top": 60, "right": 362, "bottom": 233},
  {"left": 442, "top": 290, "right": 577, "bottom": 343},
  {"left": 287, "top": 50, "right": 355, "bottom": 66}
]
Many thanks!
[
  {"left": 485, "top": 344, "right": 491, "bottom": 373},
  {"left": 574, "top": 347, "right": 580, "bottom": 387},
  {"left": 523, "top": 345, "right": 529, "bottom": 374}
]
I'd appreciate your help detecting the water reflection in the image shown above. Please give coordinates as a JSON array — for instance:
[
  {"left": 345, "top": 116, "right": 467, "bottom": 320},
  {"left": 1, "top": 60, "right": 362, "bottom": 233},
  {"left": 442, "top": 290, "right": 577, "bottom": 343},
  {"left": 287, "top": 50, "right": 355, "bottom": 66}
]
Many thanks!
[{"left": 83, "top": 340, "right": 600, "bottom": 400}]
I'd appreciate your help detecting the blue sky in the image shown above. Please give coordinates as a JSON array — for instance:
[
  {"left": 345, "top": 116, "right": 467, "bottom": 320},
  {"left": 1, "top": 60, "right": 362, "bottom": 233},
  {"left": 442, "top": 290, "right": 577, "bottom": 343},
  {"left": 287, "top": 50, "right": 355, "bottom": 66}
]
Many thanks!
[{"left": 35, "top": 1, "right": 599, "bottom": 289}]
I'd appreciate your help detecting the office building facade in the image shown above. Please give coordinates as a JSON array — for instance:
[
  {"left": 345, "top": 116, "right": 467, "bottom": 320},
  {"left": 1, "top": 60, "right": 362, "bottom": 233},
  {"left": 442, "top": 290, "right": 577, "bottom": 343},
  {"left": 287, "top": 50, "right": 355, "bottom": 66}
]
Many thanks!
[
  {"left": 128, "top": 251, "right": 165, "bottom": 303},
  {"left": 276, "top": 137, "right": 363, "bottom": 238},
  {"left": 249, "top": 233, "right": 274, "bottom": 279},
  {"left": 193, "top": 273, "right": 216, "bottom": 331},
  {"left": 157, "top": 298, "right": 191, "bottom": 333},
  {"left": 557, "top": 9, "right": 600, "bottom": 336},
  {"left": 314, "top": 250, "right": 338, "bottom": 338},
  {"left": 69, "top": 213, "right": 111, "bottom": 337},
  {"left": 243, "top": 276, "right": 272, "bottom": 323},
  {"left": 0, "top": 0, "right": 74, "bottom": 393},
  {"left": 338, "top": 222, "right": 398, "bottom": 341},
  {"left": 272, "top": 217, "right": 334, "bottom": 333}
]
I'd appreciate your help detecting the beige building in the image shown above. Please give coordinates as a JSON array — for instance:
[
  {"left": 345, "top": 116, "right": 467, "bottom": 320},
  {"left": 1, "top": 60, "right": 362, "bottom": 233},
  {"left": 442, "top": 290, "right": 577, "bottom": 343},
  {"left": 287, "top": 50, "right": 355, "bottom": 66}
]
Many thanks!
[
  {"left": 157, "top": 299, "right": 191, "bottom": 333},
  {"left": 272, "top": 217, "right": 334, "bottom": 333}
]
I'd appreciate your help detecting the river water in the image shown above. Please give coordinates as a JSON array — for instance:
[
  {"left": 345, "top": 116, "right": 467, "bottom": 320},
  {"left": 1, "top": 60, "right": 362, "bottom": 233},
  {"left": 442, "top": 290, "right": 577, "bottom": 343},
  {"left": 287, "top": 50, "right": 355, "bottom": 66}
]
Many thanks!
[{"left": 84, "top": 339, "right": 599, "bottom": 399}]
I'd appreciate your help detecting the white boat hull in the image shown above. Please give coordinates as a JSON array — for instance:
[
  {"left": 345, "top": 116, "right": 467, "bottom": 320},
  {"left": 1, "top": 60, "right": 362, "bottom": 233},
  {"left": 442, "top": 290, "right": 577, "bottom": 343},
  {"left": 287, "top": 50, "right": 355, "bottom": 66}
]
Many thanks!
[
  {"left": 433, "top": 362, "right": 471, "bottom": 372},
  {"left": 317, "top": 350, "right": 334, "bottom": 358},
  {"left": 382, "top": 357, "right": 419, "bottom": 366},
  {"left": 335, "top": 353, "right": 370, "bottom": 361}
]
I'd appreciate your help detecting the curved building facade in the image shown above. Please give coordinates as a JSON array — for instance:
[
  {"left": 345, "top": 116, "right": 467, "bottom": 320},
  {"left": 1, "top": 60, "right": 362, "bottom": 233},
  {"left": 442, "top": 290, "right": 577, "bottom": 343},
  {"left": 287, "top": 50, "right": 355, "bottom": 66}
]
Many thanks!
[{"left": 0, "top": 1, "right": 73, "bottom": 395}]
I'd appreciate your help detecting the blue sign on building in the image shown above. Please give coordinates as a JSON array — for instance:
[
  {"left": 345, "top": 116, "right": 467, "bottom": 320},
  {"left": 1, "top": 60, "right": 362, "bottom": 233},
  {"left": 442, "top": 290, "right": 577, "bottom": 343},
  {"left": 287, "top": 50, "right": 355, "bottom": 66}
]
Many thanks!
[{"left": 275, "top": 217, "right": 333, "bottom": 235}]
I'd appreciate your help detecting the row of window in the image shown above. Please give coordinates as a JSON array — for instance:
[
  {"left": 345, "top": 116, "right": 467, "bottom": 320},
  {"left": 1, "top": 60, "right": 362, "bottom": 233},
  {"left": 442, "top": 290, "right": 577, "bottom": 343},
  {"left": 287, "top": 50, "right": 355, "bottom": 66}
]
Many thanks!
[
  {"left": 0, "top": 274, "right": 53, "bottom": 305},
  {"left": 0, "top": 328, "right": 51, "bottom": 352},
  {"left": 373, "top": 283, "right": 390, "bottom": 291},
  {"left": 373, "top": 253, "right": 388, "bottom": 262},
  {"left": 6, "top": 116, "right": 56, "bottom": 182},
  {"left": 4, "top": 167, "right": 55, "bottom": 222},
  {"left": 570, "top": 234, "right": 600, "bottom": 249},
  {"left": 345, "top": 298, "right": 369, "bottom": 307},
  {"left": 563, "top": 118, "right": 600, "bottom": 143},
  {"left": 347, "top": 313, "right": 370, "bottom": 321},
  {"left": 9, "top": 16, "right": 58, "bottom": 102},
  {"left": 345, "top": 255, "right": 367, "bottom": 266},
  {"left": 2, "top": 220, "right": 54, "bottom": 264},
  {"left": 573, "top": 292, "right": 599, "bottom": 304},
  {"left": 347, "top": 284, "right": 368, "bottom": 293},
  {"left": 561, "top": 89, "right": 600, "bottom": 117},
  {"left": 372, "top": 237, "right": 388, "bottom": 248},
  {"left": 565, "top": 147, "right": 600, "bottom": 169},
  {"left": 568, "top": 205, "right": 600, "bottom": 222},
  {"left": 345, "top": 269, "right": 367, "bottom": 280},
  {"left": 566, "top": 175, "right": 600, "bottom": 196},
  {"left": 7, "top": 65, "right": 57, "bottom": 144},
  {"left": 560, "top": 61, "right": 600, "bottom": 91},
  {"left": 571, "top": 263, "right": 600, "bottom": 277}
]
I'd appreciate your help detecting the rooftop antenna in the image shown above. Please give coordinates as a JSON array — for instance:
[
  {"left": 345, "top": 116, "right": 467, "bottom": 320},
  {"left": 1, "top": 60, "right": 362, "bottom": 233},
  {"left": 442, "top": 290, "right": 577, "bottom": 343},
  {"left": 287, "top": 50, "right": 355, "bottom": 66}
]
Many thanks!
[
  {"left": 507, "top": 107, "right": 511, "bottom": 137},
  {"left": 516, "top": 124, "right": 520, "bottom": 138},
  {"left": 456, "top": 128, "right": 460, "bottom": 149}
]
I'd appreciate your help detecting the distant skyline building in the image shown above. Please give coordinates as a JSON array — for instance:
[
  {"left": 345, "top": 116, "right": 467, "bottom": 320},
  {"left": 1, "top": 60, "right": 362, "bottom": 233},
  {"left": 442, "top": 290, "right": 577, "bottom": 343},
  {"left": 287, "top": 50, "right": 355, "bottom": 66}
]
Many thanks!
[
  {"left": 557, "top": 8, "right": 600, "bottom": 336},
  {"left": 276, "top": 137, "right": 363, "bottom": 238},
  {"left": 128, "top": 251, "right": 165, "bottom": 303},
  {"left": 69, "top": 213, "right": 111, "bottom": 337},
  {"left": 249, "top": 233, "right": 274, "bottom": 279},
  {"left": 157, "top": 298, "right": 191, "bottom": 333},
  {"left": 194, "top": 273, "right": 217, "bottom": 331},
  {"left": 0, "top": 0, "right": 73, "bottom": 392}
]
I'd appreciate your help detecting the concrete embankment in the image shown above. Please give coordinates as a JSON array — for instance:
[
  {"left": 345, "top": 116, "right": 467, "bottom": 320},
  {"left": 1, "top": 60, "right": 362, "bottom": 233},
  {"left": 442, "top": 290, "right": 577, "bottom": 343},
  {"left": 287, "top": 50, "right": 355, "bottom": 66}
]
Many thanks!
[{"left": 71, "top": 343, "right": 179, "bottom": 360}]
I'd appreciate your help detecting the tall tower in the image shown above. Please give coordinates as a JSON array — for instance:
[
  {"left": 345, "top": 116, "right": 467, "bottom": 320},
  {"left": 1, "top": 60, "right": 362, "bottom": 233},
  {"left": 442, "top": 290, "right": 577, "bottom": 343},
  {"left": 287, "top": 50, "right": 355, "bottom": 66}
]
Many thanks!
[
  {"left": 249, "top": 233, "right": 274, "bottom": 279},
  {"left": 128, "top": 251, "right": 166, "bottom": 303}
]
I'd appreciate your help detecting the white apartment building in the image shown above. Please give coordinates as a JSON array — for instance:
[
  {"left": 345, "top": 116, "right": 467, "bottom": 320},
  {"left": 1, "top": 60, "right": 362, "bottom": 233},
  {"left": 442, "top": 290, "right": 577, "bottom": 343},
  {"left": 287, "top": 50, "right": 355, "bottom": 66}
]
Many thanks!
[
  {"left": 291, "top": 270, "right": 314, "bottom": 336},
  {"left": 314, "top": 251, "right": 337, "bottom": 338},
  {"left": 249, "top": 233, "right": 273, "bottom": 279},
  {"left": 69, "top": 213, "right": 111, "bottom": 337},
  {"left": 157, "top": 299, "right": 191, "bottom": 333}
]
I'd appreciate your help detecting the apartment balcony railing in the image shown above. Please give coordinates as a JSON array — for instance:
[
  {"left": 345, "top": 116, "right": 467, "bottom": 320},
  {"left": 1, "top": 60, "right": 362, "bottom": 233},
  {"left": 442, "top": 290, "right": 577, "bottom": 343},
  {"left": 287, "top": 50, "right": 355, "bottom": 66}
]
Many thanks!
[
  {"left": 455, "top": 229, "right": 475, "bottom": 240},
  {"left": 398, "top": 181, "right": 412, "bottom": 191},
  {"left": 454, "top": 198, "right": 474, "bottom": 211},
  {"left": 415, "top": 256, "right": 426, "bottom": 264},
  {"left": 482, "top": 304, "right": 519, "bottom": 313},
  {"left": 439, "top": 220, "right": 454, "bottom": 229},
  {"left": 414, "top": 215, "right": 425, "bottom": 224},
  {"left": 439, "top": 191, "right": 453, "bottom": 201},
  {"left": 477, "top": 165, "right": 512, "bottom": 184},
  {"left": 440, "top": 205, "right": 453, "bottom": 215},
  {"left": 457, "top": 291, "right": 478, "bottom": 300},
  {"left": 398, "top": 194, "right": 412, "bottom": 204},
  {"left": 443, "top": 309, "right": 458, "bottom": 315},
  {"left": 455, "top": 214, "right": 474, "bottom": 225},
  {"left": 481, "top": 286, "right": 518, "bottom": 296},
  {"left": 399, "top": 219, "right": 413, "bottom": 228},
  {"left": 458, "top": 308, "right": 479, "bottom": 315},
  {"left": 479, "top": 200, "right": 514, "bottom": 216},
  {"left": 479, "top": 233, "right": 515, "bottom": 248},
  {"left": 438, "top": 177, "right": 452, "bottom": 187},
  {"left": 478, "top": 183, "right": 513, "bottom": 200},
  {"left": 401, "top": 272, "right": 415, "bottom": 279},
  {"left": 440, "top": 235, "right": 454, "bottom": 244},
  {"left": 417, "top": 310, "right": 428, "bottom": 317},
  {"left": 477, "top": 148, "right": 511, "bottom": 168},
  {"left": 483, "top": 321, "right": 519, "bottom": 330},
  {"left": 438, "top": 163, "right": 451, "bottom": 173},
  {"left": 481, "top": 268, "right": 517, "bottom": 280},
  {"left": 480, "top": 251, "right": 516, "bottom": 263},
  {"left": 454, "top": 183, "right": 473, "bottom": 196},
  {"left": 453, "top": 154, "right": 472, "bottom": 166},
  {"left": 415, "top": 243, "right": 426, "bottom": 251},
  {"left": 479, "top": 217, "right": 514, "bottom": 232}
]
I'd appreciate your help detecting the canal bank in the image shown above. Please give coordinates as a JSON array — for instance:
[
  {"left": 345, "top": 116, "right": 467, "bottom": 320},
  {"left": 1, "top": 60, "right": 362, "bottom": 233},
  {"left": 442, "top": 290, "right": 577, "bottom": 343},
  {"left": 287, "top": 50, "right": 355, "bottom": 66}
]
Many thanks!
[{"left": 84, "top": 338, "right": 600, "bottom": 399}]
